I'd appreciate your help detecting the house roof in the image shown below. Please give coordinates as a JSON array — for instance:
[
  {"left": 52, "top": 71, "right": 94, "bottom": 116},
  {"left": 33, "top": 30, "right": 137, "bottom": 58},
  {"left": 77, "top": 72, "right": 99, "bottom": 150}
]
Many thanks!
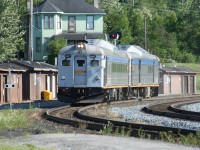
[
  {"left": 34, "top": 0, "right": 105, "bottom": 14},
  {"left": 160, "top": 66, "right": 198, "bottom": 74},
  {"left": 0, "top": 60, "right": 57, "bottom": 72},
  {"left": 55, "top": 33, "right": 105, "bottom": 40}
]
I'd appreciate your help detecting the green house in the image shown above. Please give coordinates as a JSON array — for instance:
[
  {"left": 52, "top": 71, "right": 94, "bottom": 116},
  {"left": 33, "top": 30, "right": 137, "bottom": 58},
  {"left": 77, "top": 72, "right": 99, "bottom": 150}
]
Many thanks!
[{"left": 30, "top": 0, "right": 105, "bottom": 61}]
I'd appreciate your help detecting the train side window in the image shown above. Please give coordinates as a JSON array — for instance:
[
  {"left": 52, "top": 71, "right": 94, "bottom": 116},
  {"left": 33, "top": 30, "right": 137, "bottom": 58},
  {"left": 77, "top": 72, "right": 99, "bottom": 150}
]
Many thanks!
[
  {"left": 62, "top": 60, "right": 70, "bottom": 66},
  {"left": 90, "top": 60, "right": 99, "bottom": 67},
  {"left": 77, "top": 60, "right": 85, "bottom": 67}
]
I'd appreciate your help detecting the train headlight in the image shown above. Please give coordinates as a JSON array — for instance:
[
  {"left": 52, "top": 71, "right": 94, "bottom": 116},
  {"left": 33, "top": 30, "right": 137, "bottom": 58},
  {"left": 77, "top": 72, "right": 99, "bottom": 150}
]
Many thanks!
[
  {"left": 77, "top": 43, "right": 86, "bottom": 49},
  {"left": 60, "top": 76, "right": 65, "bottom": 80}
]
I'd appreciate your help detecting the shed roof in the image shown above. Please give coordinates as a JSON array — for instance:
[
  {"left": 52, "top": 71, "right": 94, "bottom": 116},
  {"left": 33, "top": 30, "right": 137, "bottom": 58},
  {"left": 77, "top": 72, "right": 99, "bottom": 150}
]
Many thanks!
[
  {"left": 0, "top": 60, "right": 57, "bottom": 72},
  {"left": 0, "top": 61, "right": 27, "bottom": 72},
  {"left": 34, "top": 0, "right": 105, "bottom": 14},
  {"left": 160, "top": 66, "right": 197, "bottom": 74}
]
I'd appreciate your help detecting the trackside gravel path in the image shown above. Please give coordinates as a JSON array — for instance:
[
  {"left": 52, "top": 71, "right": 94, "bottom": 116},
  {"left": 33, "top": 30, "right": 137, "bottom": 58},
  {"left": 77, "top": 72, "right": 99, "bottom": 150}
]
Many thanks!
[{"left": 3, "top": 134, "right": 199, "bottom": 150}]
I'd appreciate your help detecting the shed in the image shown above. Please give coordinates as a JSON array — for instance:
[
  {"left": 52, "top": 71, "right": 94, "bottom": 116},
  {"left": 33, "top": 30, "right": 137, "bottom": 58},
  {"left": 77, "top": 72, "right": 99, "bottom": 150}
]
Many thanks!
[
  {"left": 159, "top": 66, "right": 197, "bottom": 95},
  {"left": 0, "top": 60, "right": 57, "bottom": 104}
]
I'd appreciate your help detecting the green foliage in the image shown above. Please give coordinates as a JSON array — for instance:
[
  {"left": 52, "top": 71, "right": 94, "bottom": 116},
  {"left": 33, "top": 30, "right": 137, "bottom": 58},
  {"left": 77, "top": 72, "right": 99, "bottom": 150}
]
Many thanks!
[
  {"left": 0, "top": 0, "right": 25, "bottom": 61},
  {"left": 46, "top": 37, "right": 66, "bottom": 65},
  {"left": 100, "top": 121, "right": 113, "bottom": 135},
  {"left": 1, "top": 0, "right": 200, "bottom": 63},
  {"left": 159, "top": 131, "right": 200, "bottom": 147},
  {"left": 0, "top": 109, "right": 29, "bottom": 131},
  {"left": 100, "top": 121, "right": 131, "bottom": 137},
  {"left": 99, "top": 0, "right": 200, "bottom": 63},
  {"left": 85, "top": 0, "right": 94, "bottom": 5},
  {"left": 138, "top": 128, "right": 146, "bottom": 138},
  {"left": 100, "top": 0, "right": 133, "bottom": 44},
  {"left": 0, "top": 144, "right": 47, "bottom": 150}
]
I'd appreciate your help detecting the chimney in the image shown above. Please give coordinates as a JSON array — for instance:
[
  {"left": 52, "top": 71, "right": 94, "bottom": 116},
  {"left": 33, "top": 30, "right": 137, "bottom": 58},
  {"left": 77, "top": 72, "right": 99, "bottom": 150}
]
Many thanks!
[{"left": 94, "top": 0, "right": 99, "bottom": 8}]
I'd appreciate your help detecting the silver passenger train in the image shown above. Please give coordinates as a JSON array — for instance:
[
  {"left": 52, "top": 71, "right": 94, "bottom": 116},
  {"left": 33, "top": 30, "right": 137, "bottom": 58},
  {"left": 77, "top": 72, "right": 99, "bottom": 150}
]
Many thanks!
[{"left": 57, "top": 40, "right": 160, "bottom": 102}]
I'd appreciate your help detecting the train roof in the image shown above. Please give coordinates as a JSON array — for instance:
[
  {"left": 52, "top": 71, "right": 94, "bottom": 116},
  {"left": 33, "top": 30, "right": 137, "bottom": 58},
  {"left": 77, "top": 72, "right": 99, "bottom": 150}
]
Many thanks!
[
  {"left": 59, "top": 40, "right": 160, "bottom": 61},
  {"left": 59, "top": 40, "right": 128, "bottom": 59},
  {"left": 118, "top": 44, "right": 160, "bottom": 61}
]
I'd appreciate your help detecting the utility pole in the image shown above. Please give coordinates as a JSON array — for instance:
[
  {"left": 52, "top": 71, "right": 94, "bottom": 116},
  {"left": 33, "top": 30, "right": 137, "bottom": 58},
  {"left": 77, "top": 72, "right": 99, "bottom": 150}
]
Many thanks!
[
  {"left": 28, "top": 0, "right": 33, "bottom": 61},
  {"left": 144, "top": 16, "right": 147, "bottom": 51}
]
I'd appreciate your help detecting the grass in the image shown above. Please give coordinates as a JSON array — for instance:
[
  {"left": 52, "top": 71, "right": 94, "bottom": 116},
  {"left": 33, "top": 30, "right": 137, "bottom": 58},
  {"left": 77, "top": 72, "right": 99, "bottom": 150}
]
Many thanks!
[
  {"left": 0, "top": 109, "right": 30, "bottom": 131},
  {"left": 100, "top": 121, "right": 131, "bottom": 137},
  {"left": 101, "top": 122, "right": 200, "bottom": 147},
  {"left": 0, "top": 144, "right": 48, "bottom": 150},
  {"left": 164, "top": 63, "right": 200, "bottom": 71},
  {"left": 159, "top": 131, "right": 200, "bottom": 147},
  {"left": 164, "top": 63, "right": 200, "bottom": 92}
]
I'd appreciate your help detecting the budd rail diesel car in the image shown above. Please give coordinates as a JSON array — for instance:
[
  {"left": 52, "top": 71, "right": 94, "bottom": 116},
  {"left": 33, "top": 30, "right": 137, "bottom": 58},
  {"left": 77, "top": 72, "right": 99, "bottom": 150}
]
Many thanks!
[{"left": 57, "top": 39, "right": 160, "bottom": 102}]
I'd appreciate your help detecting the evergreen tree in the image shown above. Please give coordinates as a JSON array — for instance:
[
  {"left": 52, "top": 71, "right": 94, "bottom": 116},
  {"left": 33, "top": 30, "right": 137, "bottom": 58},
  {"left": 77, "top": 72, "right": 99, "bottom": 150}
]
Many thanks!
[{"left": 0, "top": 0, "right": 24, "bottom": 61}]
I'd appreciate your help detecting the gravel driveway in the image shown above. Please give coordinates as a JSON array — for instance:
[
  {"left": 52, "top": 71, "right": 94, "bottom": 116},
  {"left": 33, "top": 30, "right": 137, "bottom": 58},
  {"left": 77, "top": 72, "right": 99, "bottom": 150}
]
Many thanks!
[{"left": 2, "top": 133, "right": 199, "bottom": 150}]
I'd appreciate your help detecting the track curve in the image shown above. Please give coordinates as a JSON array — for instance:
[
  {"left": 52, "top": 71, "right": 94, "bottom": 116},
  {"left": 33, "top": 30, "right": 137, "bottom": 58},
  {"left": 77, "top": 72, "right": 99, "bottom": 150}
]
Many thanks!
[
  {"left": 45, "top": 95, "right": 200, "bottom": 137},
  {"left": 142, "top": 96, "right": 200, "bottom": 121}
]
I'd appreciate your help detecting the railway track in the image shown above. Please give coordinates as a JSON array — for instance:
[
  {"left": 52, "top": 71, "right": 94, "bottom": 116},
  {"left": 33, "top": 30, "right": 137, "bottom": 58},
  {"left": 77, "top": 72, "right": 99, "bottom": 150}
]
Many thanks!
[
  {"left": 45, "top": 95, "right": 200, "bottom": 138},
  {"left": 142, "top": 96, "right": 200, "bottom": 121}
]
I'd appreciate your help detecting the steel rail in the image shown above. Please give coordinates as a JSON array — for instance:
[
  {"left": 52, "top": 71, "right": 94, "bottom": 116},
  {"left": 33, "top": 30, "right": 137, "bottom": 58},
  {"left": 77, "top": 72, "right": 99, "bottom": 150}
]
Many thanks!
[
  {"left": 142, "top": 97, "right": 200, "bottom": 121},
  {"left": 169, "top": 100, "right": 200, "bottom": 116},
  {"left": 75, "top": 102, "right": 197, "bottom": 135},
  {"left": 45, "top": 95, "right": 200, "bottom": 138}
]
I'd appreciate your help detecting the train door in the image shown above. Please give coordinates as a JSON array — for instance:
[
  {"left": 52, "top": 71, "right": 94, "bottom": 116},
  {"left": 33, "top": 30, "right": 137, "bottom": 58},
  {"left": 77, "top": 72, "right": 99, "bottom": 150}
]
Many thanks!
[{"left": 74, "top": 56, "right": 87, "bottom": 85}]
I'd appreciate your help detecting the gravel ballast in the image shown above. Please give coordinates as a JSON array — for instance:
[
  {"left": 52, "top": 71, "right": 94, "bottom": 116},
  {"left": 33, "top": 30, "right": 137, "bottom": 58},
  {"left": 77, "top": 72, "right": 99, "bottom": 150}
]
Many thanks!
[
  {"left": 109, "top": 104, "right": 200, "bottom": 131},
  {"left": 180, "top": 103, "right": 200, "bottom": 112}
]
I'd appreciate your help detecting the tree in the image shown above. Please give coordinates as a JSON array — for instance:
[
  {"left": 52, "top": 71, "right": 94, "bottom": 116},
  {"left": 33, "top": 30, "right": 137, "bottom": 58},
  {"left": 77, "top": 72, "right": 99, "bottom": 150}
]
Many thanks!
[
  {"left": 100, "top": 0, "right": 133, "bottom": 44},
  {"left": 46, "top": 37, "right": 66, "bottom": 65},
  {"left": 0, "top": 0, "right": 25, "bottom": 61}
]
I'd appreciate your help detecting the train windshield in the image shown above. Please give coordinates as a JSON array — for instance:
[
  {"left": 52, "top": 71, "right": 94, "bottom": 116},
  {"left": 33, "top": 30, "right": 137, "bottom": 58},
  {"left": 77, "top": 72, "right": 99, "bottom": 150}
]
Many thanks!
[
  {"left": 62, "top": 60, "right": 70, "bottom": 66},
  {"left": 90, "top": 60, "right": 99, "bottom": 67},
  {"left": 77, "top": 60, "right": 85, "bottom": 67}
]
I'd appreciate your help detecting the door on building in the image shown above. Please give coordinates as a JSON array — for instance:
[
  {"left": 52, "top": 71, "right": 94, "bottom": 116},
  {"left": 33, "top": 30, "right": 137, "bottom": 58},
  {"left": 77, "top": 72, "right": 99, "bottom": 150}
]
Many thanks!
[
  {"left": 22, "top": 73, "right": 30, "bottom": 101},
  {"left": 3, "top": 75, "right": 8, "bottom": 103},
  {"left": 190, "top": 76, "right": 194, "bottom": 93},
  {"left": 68, "top": 16, "right": 76, "bottom": 32},
  {"left": 46, "top": 75, "right": 51, "bottom": 91},
  {"left": 169, "top": 76, "right": 172, "bottom": 94},
  {"left": 36, "top": 75, "right": 41, "bottom": 100},
  {"left": 52, "top": 75, "right": 56, "bottom": 99},
  {"left": 183, "top": 76, "right": 188, "bottom": 93}
]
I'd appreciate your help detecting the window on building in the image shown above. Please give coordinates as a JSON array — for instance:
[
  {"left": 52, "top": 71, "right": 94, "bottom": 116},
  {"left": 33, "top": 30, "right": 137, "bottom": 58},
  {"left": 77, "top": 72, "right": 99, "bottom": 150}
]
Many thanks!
[
  {"left": 35, "top": 15, "right": 41, "bottom": 29},
  {"left": 57, "top": 15, "right": 61, "bottom": 29},
  {"left": 36, "top": 37, "right": 41, "bottom": 52},
  {"left": 44, "top": 37, "right": 50, "bottom": 52},
  {"left": 44, "top": 15, "right": 54, "bottom": 29},
  {"left": 86, "top": 16, "right": 94, "bottom": 30}
]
